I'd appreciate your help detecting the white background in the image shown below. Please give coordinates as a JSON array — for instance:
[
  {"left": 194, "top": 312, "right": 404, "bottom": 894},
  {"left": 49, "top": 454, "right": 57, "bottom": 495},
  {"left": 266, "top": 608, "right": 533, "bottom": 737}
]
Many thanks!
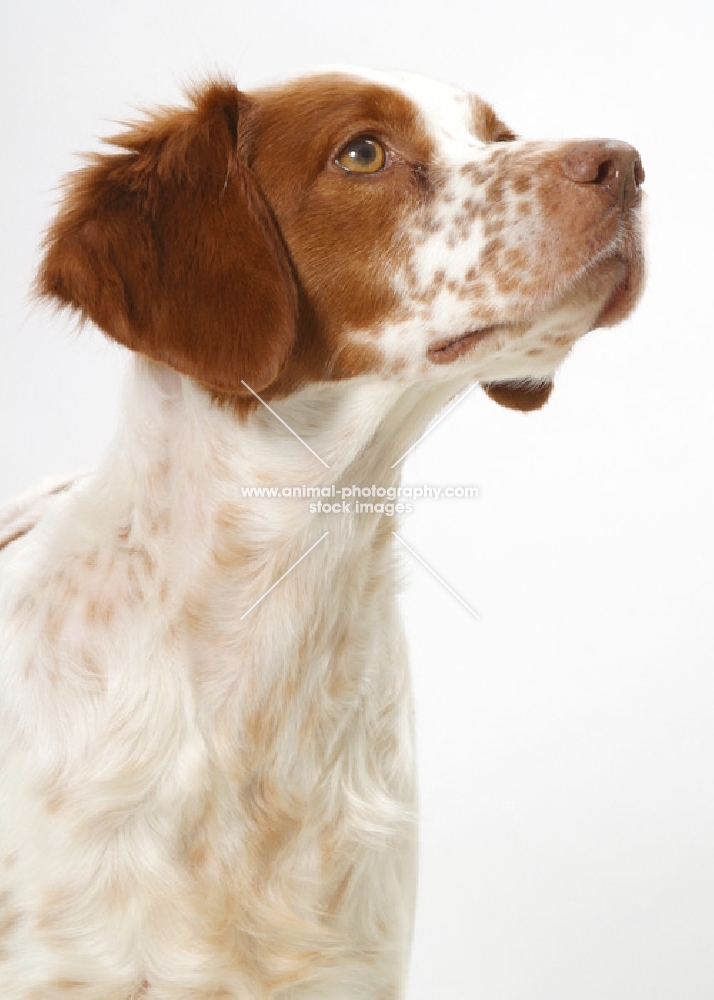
[{"left": 2, "top": 2, "right": 713, "bottom": 998}]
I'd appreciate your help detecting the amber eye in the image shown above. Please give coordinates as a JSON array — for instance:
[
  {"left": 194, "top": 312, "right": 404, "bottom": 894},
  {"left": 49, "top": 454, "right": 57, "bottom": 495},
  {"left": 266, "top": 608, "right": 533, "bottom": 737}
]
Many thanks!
[{"left": 336, "top": 137, "right": 387, "bottom": 174}]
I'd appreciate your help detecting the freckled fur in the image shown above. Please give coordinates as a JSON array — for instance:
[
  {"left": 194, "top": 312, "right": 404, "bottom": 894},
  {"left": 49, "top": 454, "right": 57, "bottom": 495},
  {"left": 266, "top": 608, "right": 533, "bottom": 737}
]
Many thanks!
[{"left": 0, "top": 67, "right": 644, "bottom": 998}]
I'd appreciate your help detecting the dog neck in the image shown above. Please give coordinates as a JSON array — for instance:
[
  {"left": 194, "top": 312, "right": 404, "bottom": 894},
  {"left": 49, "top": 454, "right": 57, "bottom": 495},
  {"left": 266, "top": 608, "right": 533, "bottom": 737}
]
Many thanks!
[{"left": 98, "top": 358, "right": 462, "bottom": 712}]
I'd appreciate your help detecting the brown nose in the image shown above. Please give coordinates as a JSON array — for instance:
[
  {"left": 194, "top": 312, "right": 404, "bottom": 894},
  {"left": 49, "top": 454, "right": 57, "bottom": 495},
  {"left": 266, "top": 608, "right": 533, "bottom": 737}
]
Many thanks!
[{"left": 562, "top": 140, "right": 645, "bottom": 209}]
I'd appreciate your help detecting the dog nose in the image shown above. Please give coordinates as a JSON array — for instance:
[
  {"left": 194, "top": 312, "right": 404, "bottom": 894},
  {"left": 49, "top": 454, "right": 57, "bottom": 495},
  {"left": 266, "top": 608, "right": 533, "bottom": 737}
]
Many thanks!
[{"left": 562, "top": 140, "right": 645, "bottom": 209}]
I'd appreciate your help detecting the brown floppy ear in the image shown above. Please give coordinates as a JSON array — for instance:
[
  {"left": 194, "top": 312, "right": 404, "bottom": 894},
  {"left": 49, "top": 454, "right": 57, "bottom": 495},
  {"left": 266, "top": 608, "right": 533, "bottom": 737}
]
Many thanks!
[
  {"left": 37, "top": 81, "right": 297, "bottom": 394},
  {"left": 482, "top": 380, "right": 554, "bottom": 412}
]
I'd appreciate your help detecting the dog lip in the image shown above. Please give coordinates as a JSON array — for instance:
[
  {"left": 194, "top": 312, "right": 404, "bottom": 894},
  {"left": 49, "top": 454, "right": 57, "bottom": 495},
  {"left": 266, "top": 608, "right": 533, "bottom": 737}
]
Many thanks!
[
  {"left": 427, "top": 326, "right": 500, "bottom": 364},
  {"left": 592, "top": 259, "right": 638, "bottom": 328}
]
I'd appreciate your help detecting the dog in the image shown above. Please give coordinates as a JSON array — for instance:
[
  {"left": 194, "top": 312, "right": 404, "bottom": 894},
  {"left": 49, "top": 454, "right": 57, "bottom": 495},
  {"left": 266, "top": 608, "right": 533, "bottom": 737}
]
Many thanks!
[{"left": 0, "top": 68, "right": 644, "bottom": 998}]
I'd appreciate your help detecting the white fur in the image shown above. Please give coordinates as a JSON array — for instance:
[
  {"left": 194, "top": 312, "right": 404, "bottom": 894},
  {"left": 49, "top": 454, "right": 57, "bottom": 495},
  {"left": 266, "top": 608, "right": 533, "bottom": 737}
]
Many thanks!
[
  {"left": 0, "top": 68, "right": 638, "bottom": 999},
  {"left": 0, "top": 358, "right": 469, "bottom": 998}
]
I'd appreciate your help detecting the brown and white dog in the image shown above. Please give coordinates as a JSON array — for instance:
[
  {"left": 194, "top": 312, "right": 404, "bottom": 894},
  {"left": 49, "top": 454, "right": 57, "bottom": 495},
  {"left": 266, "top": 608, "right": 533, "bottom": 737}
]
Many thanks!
[{"left": 0, "top": 68, "right": 644, "bottom": 999}]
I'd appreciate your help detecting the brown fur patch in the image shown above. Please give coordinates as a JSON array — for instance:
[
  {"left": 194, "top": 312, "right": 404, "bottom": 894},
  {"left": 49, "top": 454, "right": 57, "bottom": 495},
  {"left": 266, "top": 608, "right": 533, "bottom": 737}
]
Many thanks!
[
  {"left": 0, "top": 524, "right": 32, "bottom": 552},
  {"left": 469, "top": 95, "right": 517, "bottom": 143},
  {"left": 37, "top": 82, "right": 298, "bottom": 395},
  {"left": 243, "top": 73, "right": 436, "bottom": 395},
  {"left": 482, "top": 380, "right": 554, "bottom": 411}
]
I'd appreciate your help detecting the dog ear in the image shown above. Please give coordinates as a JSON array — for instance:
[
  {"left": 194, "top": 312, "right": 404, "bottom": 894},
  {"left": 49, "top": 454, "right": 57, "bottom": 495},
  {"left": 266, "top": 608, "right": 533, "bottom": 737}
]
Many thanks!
[
  {"left": 37, "top": 81, "right": 297, "bottom": 394},
  {"left": 481, "top": 380, "right": 554, "bottom": 411}
]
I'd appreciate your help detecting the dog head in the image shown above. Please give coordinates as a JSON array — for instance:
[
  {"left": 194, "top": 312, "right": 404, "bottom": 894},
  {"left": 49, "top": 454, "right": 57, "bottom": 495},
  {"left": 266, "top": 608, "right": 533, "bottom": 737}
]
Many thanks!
[{"left": 37, "top": 70, "right": 645, "bottom": 411}]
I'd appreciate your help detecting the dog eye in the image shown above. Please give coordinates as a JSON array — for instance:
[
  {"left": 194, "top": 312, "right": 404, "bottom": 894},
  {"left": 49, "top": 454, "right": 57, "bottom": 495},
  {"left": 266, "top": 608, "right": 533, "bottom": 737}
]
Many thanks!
[{"left": 336, "top": 137, "right": 386, "bottom": 174}]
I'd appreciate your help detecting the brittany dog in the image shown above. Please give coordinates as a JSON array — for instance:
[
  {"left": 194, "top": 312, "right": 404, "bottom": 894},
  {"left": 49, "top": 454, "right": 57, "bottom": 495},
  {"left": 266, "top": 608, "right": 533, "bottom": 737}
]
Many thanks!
[{"left": 0, "top": 69, "right": 644, "bottom": 999}]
